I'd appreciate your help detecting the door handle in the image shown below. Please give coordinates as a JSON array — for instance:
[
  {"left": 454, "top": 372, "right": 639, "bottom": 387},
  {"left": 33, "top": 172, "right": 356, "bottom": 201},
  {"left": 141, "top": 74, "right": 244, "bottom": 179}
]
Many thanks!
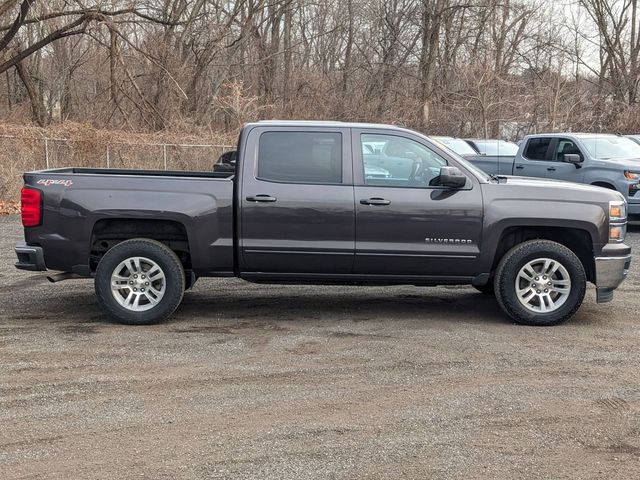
[
  {"left": 246, "top": 194, "right": 277, "bottom": 203},
  {"left": 547, "top": 167, "right": 556, "bottom": 171},
  {"left": 360, "top": 198, "right": 391, "bottom": 206},
  {"left": 515, "top": 165, "right": 525, "bottom": 170}
]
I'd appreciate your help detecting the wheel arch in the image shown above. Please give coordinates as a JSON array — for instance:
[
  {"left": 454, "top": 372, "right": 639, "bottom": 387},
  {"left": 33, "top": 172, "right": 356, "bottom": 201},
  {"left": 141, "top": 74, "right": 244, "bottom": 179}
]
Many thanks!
[
  {"left": 591, "top": 181, "right": 616, "bottom": 190},
  {"left": 89, "top": 218, "right": 192, "bottom": 273},
  {"left": 490, "top": 226, "right": 595, "bottom": 283}
]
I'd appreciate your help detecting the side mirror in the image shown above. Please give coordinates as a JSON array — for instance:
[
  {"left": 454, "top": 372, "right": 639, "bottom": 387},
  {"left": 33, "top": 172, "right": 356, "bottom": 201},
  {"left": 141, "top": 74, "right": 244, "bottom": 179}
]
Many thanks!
[
  {"left": 563, "top": 153, "right": 583, "bottom": 166},
  {"left": 438, "top": 166, "right": 467, "bottom": 188}
]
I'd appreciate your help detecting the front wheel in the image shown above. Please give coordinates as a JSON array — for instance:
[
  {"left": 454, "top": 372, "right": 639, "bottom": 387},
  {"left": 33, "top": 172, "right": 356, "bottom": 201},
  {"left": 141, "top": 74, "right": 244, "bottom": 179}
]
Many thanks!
[
  {"left": 95, "top": 238, "right": 185, "bottom": 325},
  {"left": 494, "top": 240, "right": 586, "bottom": 326}
]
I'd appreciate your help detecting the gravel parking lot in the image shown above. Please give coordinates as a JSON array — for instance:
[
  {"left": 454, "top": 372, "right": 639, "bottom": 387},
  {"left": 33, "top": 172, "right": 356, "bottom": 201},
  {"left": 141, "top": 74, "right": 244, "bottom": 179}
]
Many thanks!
[{"left": 1, "top": 214, "right": 639, "bottom": 479}]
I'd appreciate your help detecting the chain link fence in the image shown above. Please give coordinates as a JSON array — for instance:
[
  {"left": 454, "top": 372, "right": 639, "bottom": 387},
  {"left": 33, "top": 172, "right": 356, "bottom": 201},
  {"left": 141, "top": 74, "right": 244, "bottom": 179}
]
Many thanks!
[{"left": 0, "top": 135, "right": 234, "bottom": 200}]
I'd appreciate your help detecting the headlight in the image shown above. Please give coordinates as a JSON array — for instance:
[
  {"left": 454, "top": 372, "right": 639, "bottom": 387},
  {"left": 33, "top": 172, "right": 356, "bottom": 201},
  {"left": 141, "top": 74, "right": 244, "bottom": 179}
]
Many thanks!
[
  {"left": 609, "top": 200, "right": 627, "bottom": 243},
  {"left": 609, "top": 200, "right": 626, "bottom": 220},
  {"left": 624, "top": 170, "right": 640, "bottom": 180},
  {"left": 609, "top": 224, "right": 627, "bottom": 242}
]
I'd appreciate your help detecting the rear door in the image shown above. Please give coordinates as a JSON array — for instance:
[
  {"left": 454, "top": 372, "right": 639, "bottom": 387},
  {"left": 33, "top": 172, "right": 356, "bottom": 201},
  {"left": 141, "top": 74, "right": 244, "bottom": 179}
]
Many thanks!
[
  {"left": 514, "top": 137, "right": 555, "bottom": 177},
  {"left": 239, "top": 126, "right": 355, "bottom": 274},
  {"left": 352, "top": 129, "right": 484, "bottom": 277}
]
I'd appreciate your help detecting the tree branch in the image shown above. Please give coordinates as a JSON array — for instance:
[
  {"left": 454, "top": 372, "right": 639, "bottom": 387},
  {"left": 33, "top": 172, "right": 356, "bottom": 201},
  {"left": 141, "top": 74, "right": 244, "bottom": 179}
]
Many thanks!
[
  {"left": 0, "top": 7, "right": 186, "bottom": 32},
  {"left": 0, "top": 0, "right": 34, "bottom": 52},
  {"left": 0, "top": 13, "right": 89, "bottom": 75}
]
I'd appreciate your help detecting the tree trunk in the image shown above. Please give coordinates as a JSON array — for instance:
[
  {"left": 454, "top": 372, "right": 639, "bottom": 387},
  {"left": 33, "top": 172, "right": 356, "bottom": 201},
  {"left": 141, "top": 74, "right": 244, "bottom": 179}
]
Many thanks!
[
  {"left": 6, "top": 69, "right": 11, "bottom": 110},
  {"left": 109, "top": 26, "right": 118, "bottom": 108},
  {"left": 419, "top": 0, "right": 442, "bottom": 127},
  {"left": 282, "top": 1, "right": 293, "bottom": 109},
  {"left": 15, "top": 60, "right": 45, "bottom": 126},
  {"left": 338, "top": 0, "right": 354, "bottom": 119}
]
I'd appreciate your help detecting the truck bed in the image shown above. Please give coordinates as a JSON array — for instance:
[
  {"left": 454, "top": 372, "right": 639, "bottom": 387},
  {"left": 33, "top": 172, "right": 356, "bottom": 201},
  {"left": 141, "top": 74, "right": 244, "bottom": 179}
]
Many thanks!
[
  {"left": 22, "top": 167, "right": 235, "bottom": 276},
  {"left": 41, "top": 167, "right": 234, "bottom": 179}
]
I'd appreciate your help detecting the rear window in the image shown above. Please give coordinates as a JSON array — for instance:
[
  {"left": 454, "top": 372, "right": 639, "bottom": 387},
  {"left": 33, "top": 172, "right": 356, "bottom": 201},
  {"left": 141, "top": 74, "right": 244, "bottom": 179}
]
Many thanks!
[
  {"left": 523, "top": 138, "right": 552, "bottom": 160},
  {"left": 258, "top": 132, "right": 342, "bottom": 184}
]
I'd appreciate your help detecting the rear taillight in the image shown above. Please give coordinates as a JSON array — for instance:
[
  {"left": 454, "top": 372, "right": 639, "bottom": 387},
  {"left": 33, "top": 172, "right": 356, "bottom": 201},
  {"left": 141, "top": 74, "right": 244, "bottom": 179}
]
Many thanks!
[{"left": 21, "top": 187, "right": 42, "bottom": 227}]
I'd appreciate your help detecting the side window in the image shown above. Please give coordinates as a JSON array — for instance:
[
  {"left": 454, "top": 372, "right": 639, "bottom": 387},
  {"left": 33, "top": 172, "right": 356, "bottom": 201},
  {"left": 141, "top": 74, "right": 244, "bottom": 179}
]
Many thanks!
[
  {"left": 258, "top": 131, "right": 342, "bottom": 184},
  {"left": 361, "top": 134, "right": 447, "bottom": 187},
  {"left": 523, "top": 138, "right": 552, "bottom": 161},
  {"left": 554, "top": 138, "right": 582, "bottom": 162}
]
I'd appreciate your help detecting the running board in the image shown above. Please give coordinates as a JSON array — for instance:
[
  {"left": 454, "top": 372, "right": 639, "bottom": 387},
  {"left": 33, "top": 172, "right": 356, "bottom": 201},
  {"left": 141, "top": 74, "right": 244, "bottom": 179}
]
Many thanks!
[{"left": 47, "top": 272, "right": 84, "bottom": 283}]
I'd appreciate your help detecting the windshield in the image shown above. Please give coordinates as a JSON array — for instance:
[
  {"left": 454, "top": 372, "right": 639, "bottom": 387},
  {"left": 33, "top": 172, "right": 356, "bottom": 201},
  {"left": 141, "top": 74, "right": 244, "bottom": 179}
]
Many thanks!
[
  {"left": 432, "top": 137, "right": 478, "bottom": 156},
  {"left": 581, "top": 136, "right": 640, "bottom": 159},
  {"left": 471, "top": 140, "right": 518, "bottom": 156}
]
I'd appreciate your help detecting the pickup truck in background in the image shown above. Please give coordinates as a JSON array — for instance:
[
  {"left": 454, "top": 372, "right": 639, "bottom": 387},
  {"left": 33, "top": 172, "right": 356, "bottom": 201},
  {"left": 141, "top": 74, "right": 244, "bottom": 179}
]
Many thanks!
[
  {"left": 15, "top": 121, "right": 631, "bottom": 327},
  {"left": 438, "top": 133, "right": 640, "bottom": 218}
]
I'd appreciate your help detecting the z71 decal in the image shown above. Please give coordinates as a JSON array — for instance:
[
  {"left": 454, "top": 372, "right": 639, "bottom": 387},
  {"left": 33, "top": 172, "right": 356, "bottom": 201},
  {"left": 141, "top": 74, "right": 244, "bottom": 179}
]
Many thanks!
[{"left": 37, "top": 179, "right": 73, "bottom": 187}]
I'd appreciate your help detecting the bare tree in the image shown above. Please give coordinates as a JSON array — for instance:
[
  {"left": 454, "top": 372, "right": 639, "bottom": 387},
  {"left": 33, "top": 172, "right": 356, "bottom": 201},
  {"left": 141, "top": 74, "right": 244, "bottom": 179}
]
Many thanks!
[{"left": 0, "top": 0, "right": 639, "bottom": 136}]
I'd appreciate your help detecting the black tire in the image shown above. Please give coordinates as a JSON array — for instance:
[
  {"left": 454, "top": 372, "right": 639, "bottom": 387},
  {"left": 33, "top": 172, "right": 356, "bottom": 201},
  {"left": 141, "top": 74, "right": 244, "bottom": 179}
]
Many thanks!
[
  {"left": 473, "top": 283, "right": 494, "bottom": 295},
  {"left": 494, "top": 240, "right": 586, "bottom": 326},
  {"left": 95, "top": 238, "right": 185, "bottom": 325}
]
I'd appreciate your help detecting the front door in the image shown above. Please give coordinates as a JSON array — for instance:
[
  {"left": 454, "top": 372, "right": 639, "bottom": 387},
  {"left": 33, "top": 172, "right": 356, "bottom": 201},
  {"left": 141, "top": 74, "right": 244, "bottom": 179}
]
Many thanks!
[
  {"left": 353, "top": 129, "right": 484, "bottom": 277},
  {"left": 548, "top": 137, "right": 585, "bottom": 182},
  {"left": 240, "top": 126, "right": 355, "bottom": 274}
]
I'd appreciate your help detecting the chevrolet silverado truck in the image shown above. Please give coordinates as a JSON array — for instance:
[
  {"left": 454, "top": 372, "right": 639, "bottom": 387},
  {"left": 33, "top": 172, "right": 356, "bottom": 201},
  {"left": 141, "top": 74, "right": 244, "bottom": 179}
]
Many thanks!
[
  {"left": 15, "top": 121, "right": 631, "bottom": 326},
  {"left": 440, "top": 133, "right": 640, "bottom": 218}
]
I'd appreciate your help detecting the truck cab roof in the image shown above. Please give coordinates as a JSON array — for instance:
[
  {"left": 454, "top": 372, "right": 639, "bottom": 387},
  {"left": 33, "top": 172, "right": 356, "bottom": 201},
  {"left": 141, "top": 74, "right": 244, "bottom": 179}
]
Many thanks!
[
  {"left": 251, "top": 120, "right": 415, "bottom": 132},
  {"left": 523, "top": 132, "right": 622, "bottom": 139}
]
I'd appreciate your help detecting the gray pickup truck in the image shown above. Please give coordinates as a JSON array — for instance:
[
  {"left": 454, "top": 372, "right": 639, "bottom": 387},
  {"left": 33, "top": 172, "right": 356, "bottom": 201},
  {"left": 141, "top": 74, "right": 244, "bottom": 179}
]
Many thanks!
[
  {"left": 15, "top": 121, "right": 631, "bottom": 326},
  {"left": 438, "top": 133, "right": 640, "bottom": 218}
]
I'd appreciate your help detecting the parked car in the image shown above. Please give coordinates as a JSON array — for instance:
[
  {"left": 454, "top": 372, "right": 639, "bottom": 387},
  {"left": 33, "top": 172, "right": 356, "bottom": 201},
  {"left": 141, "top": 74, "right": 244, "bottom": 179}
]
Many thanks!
[
  {"left": 464, "top": 139, "right": 520, "bottom": 156},
  {"left": 15, "top": 121, "right": 630, "bottom": 327},
  {"left": 430, "top": 136, "right": 479, "bottom": 156},
  {"left": 625, "top": 134, "right": 640, "bottom": 145},
  {"left": 470, "top": 133, "right": 640, "bottom": 218},
  {"left": 362, "top": 164, "right": 392, "bottom": 180},
  {"left": 432, "top": 137, "right": 519, "bottom": 174}
]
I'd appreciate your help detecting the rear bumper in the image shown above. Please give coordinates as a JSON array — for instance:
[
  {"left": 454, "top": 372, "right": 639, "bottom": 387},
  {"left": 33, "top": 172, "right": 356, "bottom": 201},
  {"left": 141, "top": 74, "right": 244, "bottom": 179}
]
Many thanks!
[
  {"left": 594, "top": 254, "right": 631, "bottom": 303},
  {"left": 15, "top": 242, "right": 46, "bottom": 271}
]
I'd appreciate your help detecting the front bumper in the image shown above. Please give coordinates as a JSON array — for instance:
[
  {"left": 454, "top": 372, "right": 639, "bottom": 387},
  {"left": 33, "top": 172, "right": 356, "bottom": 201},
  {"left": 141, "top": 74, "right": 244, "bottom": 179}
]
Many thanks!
[
  {"left": 594, "top": 254, "right": 631, "bottom": 303},
  {"left": 15, "top": 242, "right": 46, "bottom": 271},
  {"left": 627, "top": 201, "right": 640, "bottom": 216}
]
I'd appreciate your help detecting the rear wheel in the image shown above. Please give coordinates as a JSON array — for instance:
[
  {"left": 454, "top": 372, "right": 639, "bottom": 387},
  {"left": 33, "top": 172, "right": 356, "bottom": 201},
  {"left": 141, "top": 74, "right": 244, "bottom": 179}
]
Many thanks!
[
  {"left": 95, "top": 238, "right": 185, "bottom": 325},
  {"left": 494, "top": 240, "right": 586, "bottom": 326}
]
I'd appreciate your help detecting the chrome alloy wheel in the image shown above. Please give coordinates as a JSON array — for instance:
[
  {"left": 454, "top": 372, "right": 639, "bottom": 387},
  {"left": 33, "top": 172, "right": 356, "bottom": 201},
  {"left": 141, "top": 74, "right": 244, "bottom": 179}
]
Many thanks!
[
  {"left": 110, "top": 256, "right": 166, "bottom": 311},
  {"left": 515, "top": 258, "right": 571, "bottom": 313}
]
